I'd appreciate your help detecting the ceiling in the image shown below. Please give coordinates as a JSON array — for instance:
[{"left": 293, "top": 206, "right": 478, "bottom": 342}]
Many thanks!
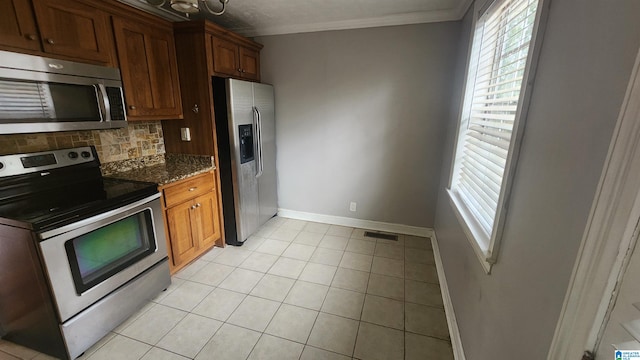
[{"left": 118, "top": 0, "right": 472, "bottom": 37}]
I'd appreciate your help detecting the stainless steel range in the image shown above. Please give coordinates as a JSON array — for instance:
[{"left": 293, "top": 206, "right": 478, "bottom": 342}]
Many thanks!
[{"left": 0, "top": 146, "right": 170, "bottom": 359}]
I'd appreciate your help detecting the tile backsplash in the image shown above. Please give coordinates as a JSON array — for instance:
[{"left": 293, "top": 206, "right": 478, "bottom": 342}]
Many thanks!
[{"left": 0, "top": 122, "right": 164, "bottom": 163}]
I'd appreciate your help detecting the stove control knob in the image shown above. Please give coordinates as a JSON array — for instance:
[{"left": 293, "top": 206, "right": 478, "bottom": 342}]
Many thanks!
[
  {"left": 0, "top": 162, "right": 4, "bottom": 170},
  {"left": 68, "top": 151, "right": 79, "bottom": 159},
  {"left": 81, "top": 151, "right": 91, "bottom": 159}
]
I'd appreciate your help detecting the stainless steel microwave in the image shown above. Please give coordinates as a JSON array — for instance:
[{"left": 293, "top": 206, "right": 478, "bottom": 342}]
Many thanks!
[{"left": 0, "top": 50, "right": 127, "bottom": 134}]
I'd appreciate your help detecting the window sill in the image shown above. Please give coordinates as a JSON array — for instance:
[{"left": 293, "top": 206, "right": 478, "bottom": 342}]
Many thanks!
[{"left": 447, "top": 189, "right": 494, "bottom": 274}]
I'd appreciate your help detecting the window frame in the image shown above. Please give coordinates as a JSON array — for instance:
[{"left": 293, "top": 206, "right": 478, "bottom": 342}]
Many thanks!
[{"left": 447, "top": 0, "right": 549, "bottom": 273}]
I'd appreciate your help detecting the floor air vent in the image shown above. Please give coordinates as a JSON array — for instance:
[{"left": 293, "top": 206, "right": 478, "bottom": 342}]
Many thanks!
[{"left": 364, "top": 231, "right": 398, "bottom": 241}]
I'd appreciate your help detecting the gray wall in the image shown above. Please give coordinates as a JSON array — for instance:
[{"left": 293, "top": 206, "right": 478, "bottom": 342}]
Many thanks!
[
  {"left": 434, "top": 0, "right": 640, "bottom": 359},
  {"left": 256, "top": 23, "right": 460, "bottom": 228}
]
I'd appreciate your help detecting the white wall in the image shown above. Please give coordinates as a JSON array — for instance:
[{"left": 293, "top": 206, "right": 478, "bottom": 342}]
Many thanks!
[
  {"left": 434, "top": 0, "right": 640, "bottom": 359},
  {"left": 255, "top": 23, "right": 460, "bottom": 228}
]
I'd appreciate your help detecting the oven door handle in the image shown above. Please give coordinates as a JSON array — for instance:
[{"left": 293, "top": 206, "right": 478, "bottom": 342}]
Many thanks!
[{"left": 39, "top": 193, "right": 161, "bottom": 240}]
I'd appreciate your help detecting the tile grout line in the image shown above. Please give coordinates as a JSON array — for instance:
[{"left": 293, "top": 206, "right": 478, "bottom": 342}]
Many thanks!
[{"left": 352, "top": 319, "right": 363, "bottom": 358}]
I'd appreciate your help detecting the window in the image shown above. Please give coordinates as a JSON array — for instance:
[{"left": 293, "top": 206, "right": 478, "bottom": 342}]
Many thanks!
[{"left": 448, "top": 0, "right": 543, "bottom": 272}]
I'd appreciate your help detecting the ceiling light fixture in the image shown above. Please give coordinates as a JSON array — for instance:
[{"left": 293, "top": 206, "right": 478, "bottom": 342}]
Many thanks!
[{"left": 148, "top": 0, "right": 229, "bottom": 16}]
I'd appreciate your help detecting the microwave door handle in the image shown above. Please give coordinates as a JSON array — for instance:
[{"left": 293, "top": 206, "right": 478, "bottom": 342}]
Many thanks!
[{"left": 95, "top": 84, "right": 111, "bottom": 121}]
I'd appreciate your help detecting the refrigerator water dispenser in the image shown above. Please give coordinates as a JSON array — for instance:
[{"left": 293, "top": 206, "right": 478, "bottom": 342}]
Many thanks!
[{"left": 239, "top": 124, "right": 254, "bottom": 164}]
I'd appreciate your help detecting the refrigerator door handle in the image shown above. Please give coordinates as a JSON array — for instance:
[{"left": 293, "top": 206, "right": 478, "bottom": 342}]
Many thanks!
[
  {"left": 253, "top": 106, "right": 264, "bottom": 178},
  {"left": 252, "top": 106, "right": 259, "bottom": 176},
  {"left": 257, "top": 107, "right": 264, "bottom": 177}
]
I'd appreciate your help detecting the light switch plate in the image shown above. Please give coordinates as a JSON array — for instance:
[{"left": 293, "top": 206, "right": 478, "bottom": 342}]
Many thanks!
[{"left": 180, "top": 127, "right": 191, "bottom": 141}]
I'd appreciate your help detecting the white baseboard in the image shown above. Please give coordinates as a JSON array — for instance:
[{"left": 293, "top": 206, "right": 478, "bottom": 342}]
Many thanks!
[
  {"left": 431, "top": 232, "right": 466, "bottom": 360},
  {"left": 277, "top": 208, "right": 432, "bottom": 237}
]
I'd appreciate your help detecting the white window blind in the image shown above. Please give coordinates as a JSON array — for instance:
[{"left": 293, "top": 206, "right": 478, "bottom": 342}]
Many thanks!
[{"left": 450, "top": 0, "right": 539, "bottom": 259}]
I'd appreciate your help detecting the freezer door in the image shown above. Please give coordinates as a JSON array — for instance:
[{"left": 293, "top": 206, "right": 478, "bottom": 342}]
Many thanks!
[
  {"left": 227, "top": 79, "right": 259, "bottom": 242},
  {"left": 253, "top": 82, "right": 278, "bottom": 226}
]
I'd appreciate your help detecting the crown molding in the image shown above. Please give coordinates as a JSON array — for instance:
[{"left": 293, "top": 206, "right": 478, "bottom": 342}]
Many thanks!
[
  {"left": 234, "top": 9, "right": 462, "bottom": 37},
  {"left": 117, "top": 0, "right": 475, "bottom": 37},
  {"left": 116, "top": 0, "right": 190, "bottom": 21},
  {"left": 455, "top": 0, "right": 474, "bottom": 19}
]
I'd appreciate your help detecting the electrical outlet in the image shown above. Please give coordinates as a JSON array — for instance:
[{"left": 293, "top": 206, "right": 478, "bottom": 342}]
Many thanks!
[{"left": 349, "top": 201, "right": 357, "bottom": 212}]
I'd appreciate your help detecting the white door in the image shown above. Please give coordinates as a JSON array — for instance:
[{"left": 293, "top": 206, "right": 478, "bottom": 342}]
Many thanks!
[
  {"left": 596, "top": 225, "right": 640, "bottom": 358},
  {"left": 547, "top": 47, "right": 640, "bottom": 360},
  {"left": 592, "top": 48, "right": 640, "bottom": 359}
]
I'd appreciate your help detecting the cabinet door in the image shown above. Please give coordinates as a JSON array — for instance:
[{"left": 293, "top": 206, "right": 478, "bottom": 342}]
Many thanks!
[
  {"left": 112, "top": 17, "right": 183, "bottom": 120},
  {"left": 191, "top": 192, "right": 220, "bottom": 250},
  {"left": 32, "top": 0, "right": 111, "bottom": 63},
  {"left": 166, "top": 200, "right": 198, "bottom": 268},
  {"left": 239, "top": 46, "right": 260, "bottom": 81},
  {"left": 211, "top": 36, "right": 240, "bottom": 77},
  {"left": 0, "top": 0, "right": 40, "bottom": 51}
]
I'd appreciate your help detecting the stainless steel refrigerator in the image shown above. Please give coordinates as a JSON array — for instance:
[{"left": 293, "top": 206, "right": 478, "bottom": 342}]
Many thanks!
[{"left": 213, "top": 77, "right": 277, "bottom": 246}]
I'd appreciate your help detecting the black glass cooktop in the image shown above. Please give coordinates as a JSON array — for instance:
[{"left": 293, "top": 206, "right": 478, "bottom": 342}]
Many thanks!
[{"left": 0, "top": 168, "right": 158, "bottom": 232}]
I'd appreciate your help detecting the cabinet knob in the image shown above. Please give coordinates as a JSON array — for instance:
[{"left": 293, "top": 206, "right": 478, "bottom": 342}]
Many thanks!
[
  {"left": 195, "top": 203, "right": 201, "bottom": 208},
  {"left": 189, "top": 187, "right": 197, "bottom": 192},
  {"left": 241, "top": 69, "right": 246, "bottom": 73},
  {"left": 26, "top": 34, "right": 37, "bottom": 41},
  {"left": 191, "top": 205, "right": 196, "bottom": 210},
  {"left": 129, "top": 105, "right": 136, "bottom": 110},
  {"left": 237, "top": 68, "right": 242, "bottom": 72},
  {"left": 46, "top": 38, "right": 54, "bottom": 45}
]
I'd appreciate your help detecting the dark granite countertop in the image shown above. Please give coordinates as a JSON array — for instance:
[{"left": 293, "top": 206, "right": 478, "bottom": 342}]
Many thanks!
[{"left": 102, "top": 153, "right": 215, "bottom": 186}]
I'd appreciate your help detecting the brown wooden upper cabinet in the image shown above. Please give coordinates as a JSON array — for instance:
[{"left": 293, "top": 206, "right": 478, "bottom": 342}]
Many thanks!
[
  {"left": 211, "top": 35, "right": 260, "bottom": 81},
  {"left": 165, "top": 20, "right": 262, "bottom": 157},
  {"left": 0, "top": 0, "right": 40, "bottom": 52},
  {"left": 112, "top": 17, "right": 183, "bottom": 121},
  {"left": 31, "top": 0, "right": 112, "bottom": 63},
  {"left": 0, "top": 0, "right": 184, "bottom": 121},
  {"left": 173, "top": 20, "right": 262, "bottom": 82},
  {"left": 238, "top": 46, "right": 260, "bottom": 81},
  {"left": 0, "top": 0, "right": 112, "bottom": 64}
]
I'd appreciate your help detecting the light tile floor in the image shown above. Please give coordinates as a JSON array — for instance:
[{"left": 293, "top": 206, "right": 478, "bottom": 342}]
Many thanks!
[{"left": 0, "top": 217, "right": 453, "bottom": 360}]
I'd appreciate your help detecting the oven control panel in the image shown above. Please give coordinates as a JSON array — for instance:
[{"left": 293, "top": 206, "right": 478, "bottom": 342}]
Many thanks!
[{"left": 0, "top": 146, "right": 97, "bottom": 178}]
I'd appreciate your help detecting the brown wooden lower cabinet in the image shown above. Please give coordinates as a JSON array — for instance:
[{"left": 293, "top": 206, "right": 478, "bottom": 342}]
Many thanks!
[{"left": 160, "top": 171, "right": 223, "bottom": 274}]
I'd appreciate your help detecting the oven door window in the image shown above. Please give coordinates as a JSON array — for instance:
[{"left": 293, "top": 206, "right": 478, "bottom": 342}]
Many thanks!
[{"left": 65, "top": 210, "right": 156, "bottom": 294}]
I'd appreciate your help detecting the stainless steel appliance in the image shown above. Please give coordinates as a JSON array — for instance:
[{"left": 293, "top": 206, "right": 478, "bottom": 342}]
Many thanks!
[
  {"left": 0, "top": 50, "right": 127, "bottom": 134},
  {"left": 0, "top": 146, "right": 170, "bottom": 360},
  {"left": 213, "top": 77, "right": 277, "bottom": 245}
]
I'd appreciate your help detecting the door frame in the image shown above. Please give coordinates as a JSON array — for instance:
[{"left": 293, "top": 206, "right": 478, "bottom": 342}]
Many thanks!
[{"left": 547, "top": 47, "right": 640, "bottom": 359}]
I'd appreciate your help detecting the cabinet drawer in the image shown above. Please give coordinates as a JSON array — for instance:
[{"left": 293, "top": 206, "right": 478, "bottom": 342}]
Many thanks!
[{"left": 163, "top": 172, "right": 214, "bottom": 208}]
